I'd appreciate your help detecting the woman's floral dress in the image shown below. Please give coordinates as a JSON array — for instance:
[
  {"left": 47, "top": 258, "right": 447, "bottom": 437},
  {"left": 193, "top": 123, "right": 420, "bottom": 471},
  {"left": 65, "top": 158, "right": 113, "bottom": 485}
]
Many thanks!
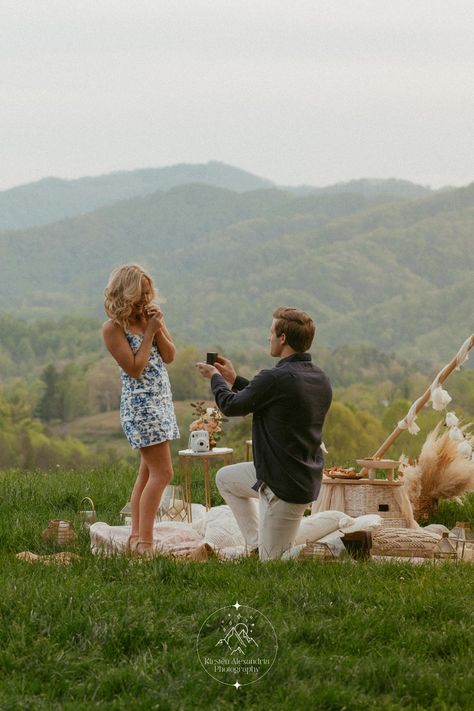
[{"left": 119, "top": 332, "right": 180, "bottom": 449}]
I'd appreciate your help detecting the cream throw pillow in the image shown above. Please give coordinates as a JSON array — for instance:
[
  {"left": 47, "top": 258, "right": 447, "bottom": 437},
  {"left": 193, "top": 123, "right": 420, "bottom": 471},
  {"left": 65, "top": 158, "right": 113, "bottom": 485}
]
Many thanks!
[
  {"left": 295, "top": 510, "right": 347, "bottom": 544},
  {"left": 199, "top": 505, "right": 245, "bottom": 550}
]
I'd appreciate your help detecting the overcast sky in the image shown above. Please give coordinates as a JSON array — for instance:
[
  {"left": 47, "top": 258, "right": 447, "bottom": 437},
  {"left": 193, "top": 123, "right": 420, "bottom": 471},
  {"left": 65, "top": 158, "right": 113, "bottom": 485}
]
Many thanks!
[{"left": 1, "top": 0, "right": 473, "bottom": 190}]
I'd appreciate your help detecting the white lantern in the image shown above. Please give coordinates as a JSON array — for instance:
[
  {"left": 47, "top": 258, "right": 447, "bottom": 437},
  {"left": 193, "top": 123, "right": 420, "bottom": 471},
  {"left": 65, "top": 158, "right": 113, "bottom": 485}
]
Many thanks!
[{"left": 119, "top": 502, "right": 132, "bottom": 525}]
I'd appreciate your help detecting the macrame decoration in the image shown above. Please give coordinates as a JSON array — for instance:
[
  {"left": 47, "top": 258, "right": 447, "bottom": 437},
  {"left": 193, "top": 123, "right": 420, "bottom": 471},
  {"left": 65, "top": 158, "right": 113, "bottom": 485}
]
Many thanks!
[{"left": 367, "top": 334, "right": 474, "bottom": 462}]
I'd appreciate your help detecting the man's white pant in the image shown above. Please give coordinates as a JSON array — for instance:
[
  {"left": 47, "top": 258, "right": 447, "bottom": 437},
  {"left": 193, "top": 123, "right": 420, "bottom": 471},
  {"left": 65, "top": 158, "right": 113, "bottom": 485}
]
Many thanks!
[{"left": 215, "top": 461, "right": 308, "bottom": 560}]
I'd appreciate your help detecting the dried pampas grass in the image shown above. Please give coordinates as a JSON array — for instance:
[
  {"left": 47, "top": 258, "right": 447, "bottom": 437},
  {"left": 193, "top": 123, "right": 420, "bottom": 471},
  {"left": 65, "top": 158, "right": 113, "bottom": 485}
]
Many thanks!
[{"left": 401, "top": 422, "right": 474, "bottom": 519}]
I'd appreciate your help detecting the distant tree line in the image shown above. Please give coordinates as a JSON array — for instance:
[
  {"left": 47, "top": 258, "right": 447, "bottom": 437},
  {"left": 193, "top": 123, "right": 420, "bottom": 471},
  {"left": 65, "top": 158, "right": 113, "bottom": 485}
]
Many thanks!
[
  {"left": 33, "top": 345, "right": 212, "bottom": 423},
  {"left": 0, "top": 390, "right": 92, "bottom": 470},
  {"left": 1, "top": 310, "right": 474, "bottom": 469}
]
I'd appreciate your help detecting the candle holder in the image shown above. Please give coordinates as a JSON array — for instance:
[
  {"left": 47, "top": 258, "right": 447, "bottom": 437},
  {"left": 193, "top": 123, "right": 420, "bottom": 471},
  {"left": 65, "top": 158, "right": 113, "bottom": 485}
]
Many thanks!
[
  {"left": 157, "top": 485, "right": 187, "bottom": 522},
  {"left": 450, "top": 522, "right": 474, "bottom": 560},
  {"left": 119, "top": 502, "right": 132, "bottom": 526},
  {"left": 433, "top": 532, "right": 457, "bottom": 562}
]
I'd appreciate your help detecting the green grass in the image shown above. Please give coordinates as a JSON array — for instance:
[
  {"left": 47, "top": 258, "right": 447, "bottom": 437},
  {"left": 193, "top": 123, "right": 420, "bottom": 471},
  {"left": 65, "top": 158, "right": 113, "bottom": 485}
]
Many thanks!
[{"left": 0, "top": 467, "right": 473, "bottom": 710}]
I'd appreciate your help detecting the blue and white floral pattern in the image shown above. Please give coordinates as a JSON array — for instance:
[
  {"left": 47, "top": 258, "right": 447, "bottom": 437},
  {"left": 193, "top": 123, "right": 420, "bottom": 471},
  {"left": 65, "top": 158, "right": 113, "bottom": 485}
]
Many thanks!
[{"left": 119, "top": 332, "right": 180, "bottom": 449}]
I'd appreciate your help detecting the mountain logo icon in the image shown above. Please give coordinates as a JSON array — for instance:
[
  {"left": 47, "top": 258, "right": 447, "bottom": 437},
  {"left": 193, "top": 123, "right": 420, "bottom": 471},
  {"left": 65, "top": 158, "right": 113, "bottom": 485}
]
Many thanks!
[{"left": 216, "top": 622, "right": 259, "bottom": 655}]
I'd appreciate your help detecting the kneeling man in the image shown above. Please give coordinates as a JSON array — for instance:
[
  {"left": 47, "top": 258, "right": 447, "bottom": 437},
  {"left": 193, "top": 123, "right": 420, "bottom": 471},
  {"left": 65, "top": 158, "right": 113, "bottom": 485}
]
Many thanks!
[{"left": 196, "top": 307, "right": 332, "bottom": 560}]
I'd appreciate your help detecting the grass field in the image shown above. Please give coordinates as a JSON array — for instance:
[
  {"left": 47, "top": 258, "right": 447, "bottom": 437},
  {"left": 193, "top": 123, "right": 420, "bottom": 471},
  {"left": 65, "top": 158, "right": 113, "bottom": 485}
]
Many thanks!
[{"left": 1, "top": 467, "right": 473, "bottom": 710}]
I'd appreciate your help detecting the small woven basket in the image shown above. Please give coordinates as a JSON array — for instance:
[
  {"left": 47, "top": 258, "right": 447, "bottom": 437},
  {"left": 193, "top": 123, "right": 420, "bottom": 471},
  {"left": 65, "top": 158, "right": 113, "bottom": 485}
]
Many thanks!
[
  {"left": 300, "top": 540, "right": 337, "bottom": 562},
  {"left": 42, "top": 520, "right": 76, "bottom": 546}
]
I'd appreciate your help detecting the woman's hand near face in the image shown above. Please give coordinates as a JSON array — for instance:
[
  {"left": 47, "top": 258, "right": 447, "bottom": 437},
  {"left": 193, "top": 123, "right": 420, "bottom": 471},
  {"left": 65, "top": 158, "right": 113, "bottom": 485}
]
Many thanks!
[
  {"left": 144, "top": 304, "right": 176, "bottom": 364},
  {"left": 144, "top": 304, "right": 163, "bottom": 334}
]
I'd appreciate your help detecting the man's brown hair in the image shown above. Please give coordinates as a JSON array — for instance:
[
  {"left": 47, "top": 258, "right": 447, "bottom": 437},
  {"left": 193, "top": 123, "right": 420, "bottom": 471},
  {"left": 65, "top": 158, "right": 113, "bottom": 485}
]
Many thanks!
[{"left": 272, "top": 307, "right": 315, "bottom": 352}]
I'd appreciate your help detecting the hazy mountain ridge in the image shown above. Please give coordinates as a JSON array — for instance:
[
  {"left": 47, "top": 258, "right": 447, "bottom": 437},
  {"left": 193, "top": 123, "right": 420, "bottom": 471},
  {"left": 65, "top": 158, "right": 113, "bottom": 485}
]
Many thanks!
[
  {"left": 0, "top": 161, "right": 437, "bottom": 231},
  {"left": 281, "top": 177, "right": 432, "bottom": 199},
  {"left": 1, "top": 179, "right": 473, "bottom": 361},
  {"left": 0, "top": 161, "right": 274, "bottom": 230}
]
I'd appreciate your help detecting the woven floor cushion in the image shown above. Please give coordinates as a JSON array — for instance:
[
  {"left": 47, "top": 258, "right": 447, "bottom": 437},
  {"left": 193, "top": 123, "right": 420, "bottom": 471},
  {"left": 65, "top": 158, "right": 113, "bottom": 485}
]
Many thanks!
[{"left": 372, "top": 527, "right": 441, "bottom": 558}]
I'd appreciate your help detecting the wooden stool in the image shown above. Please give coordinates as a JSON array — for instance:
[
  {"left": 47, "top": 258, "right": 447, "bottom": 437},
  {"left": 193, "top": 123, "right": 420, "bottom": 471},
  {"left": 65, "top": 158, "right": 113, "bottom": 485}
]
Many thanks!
[{"left": 356, "top": 458, "right": 400, "bottom": 481}]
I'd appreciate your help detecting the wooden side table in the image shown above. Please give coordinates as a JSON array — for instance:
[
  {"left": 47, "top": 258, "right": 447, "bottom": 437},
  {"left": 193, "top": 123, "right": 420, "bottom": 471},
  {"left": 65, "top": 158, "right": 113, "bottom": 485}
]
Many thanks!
[{"left": 178, "top": 447, "right": 233, "bottom": 522}]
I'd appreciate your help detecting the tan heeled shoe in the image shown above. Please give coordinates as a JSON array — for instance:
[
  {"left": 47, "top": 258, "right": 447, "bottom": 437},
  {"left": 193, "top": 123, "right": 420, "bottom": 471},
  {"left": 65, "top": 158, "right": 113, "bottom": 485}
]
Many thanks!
[
  {"left": 173, "top": 543, "right": 214, "bottom": 562},
  {"left": 135, "top": 540, "right": 157, "bottom": 558},
  {"left": 125, "top": 534, "right": 140, "bottom": 556}
]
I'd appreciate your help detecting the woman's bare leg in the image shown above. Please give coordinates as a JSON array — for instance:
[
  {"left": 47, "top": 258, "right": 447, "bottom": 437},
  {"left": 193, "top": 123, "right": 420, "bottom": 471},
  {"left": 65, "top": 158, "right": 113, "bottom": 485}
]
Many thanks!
[
  {"left": 130, "top": 455, "right": 150, "bottom": 539},
  {"left": 137, "top": 441, "right": 174, "bottom": 549}
]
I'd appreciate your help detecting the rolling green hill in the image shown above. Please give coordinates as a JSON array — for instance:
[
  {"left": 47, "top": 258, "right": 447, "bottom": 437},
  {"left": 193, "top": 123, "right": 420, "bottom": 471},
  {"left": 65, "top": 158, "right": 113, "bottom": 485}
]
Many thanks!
[{"left": 1, "top": 181, "right": 473, "bottom": 362}]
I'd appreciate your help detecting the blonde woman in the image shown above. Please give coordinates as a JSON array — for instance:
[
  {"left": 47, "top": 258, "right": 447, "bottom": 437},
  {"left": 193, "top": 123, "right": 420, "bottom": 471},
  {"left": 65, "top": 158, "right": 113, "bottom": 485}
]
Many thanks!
[{"left": 103, "top": 264, "right": 179, "bottom": 556}]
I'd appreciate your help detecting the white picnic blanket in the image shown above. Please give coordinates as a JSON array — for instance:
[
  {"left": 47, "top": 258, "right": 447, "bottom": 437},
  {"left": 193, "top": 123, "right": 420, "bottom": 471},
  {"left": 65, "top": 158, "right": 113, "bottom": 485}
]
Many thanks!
[{"left": 89, "top": 505, "right": 381, "bottom": 560}]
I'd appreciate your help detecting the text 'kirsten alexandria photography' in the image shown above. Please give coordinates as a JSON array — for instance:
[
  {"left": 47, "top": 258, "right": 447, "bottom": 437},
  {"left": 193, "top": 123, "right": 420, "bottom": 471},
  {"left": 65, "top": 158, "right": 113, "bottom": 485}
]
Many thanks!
[{"left": 196, "top": 602, "right": 278, "bottom": 688}]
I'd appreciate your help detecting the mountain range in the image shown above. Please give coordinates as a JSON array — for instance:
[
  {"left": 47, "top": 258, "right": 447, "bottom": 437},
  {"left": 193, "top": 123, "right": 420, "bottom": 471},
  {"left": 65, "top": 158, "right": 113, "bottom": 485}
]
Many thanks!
[
  {"left": 1, "top": 162, "right": 472, "bottom": 363},
  {"left": 0, "top": 161, "right": 432, "bottom": 231},
  {"left": 0, "top": 162, "right": 273, "bottom": 230}
]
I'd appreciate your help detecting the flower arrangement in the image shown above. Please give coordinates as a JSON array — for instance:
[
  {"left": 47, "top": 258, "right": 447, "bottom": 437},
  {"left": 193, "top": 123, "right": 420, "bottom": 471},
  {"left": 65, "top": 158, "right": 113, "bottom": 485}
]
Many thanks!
[{"left": 189, "top": 401, "right": 228, "bottom": 448}]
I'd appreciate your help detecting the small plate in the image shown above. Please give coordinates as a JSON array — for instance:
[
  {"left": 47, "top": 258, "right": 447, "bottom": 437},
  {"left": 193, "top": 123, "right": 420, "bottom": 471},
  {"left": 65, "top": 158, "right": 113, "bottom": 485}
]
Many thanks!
[{"left": 327, "top": 473, "right": 366, "bottom": 480}]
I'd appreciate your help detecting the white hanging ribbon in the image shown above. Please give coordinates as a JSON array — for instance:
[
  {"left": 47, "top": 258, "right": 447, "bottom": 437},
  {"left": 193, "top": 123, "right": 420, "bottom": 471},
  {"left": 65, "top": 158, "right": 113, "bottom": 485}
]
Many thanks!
[
  {"left": 397, "top": 335, "right": 473, "bottom": 437},
  {"left": 398, "top": 397, "right": 421, "bottom": 435},
  {"left": 454, "top": 335, "right": 471, "bottom": 370},
  {"left": 430, "top": 384, "right": 452, "bottom": 410},
  {"left": 428, "top": 336, "right": 473, "bottom": 411},
  {"left": 449, "top": 426, "right": 464, "bottom": 442},
  {"left": 457, "top": 440, "right": 473, "bottom": 458},
  {"left": 445, "top": 411, "right": 459, "bottom": 427},
  {"left": 428, "top": 362, "right": 452, "bottom": 411}
]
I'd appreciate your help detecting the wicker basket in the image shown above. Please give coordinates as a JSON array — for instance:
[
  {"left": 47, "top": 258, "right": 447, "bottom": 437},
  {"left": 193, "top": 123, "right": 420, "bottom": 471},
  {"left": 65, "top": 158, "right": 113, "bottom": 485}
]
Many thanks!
[
  {"left": 344, "top": 482, "right": 407, "bottom": 527},
  {"left": 379, "top": 517, "right": 409, "bottom": 529},
  {"left": 79, "top": 497, "right": 97, "bottom": 527},
  {"left": 42, "top": 520, "right": 76, "bottom": 546}
]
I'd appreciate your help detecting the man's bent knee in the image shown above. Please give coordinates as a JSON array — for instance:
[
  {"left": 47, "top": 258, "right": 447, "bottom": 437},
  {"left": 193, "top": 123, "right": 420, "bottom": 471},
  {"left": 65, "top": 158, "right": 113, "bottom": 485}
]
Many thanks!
[{"left": 215, "top": 465, "right": 233, "bottom": 493}]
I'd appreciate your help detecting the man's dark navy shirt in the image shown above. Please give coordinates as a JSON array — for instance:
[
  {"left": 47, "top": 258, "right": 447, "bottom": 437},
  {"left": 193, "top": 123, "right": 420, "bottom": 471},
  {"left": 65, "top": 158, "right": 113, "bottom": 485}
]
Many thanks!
[{"left": 211, "top": 353, "right": 332, "bottom": 504}]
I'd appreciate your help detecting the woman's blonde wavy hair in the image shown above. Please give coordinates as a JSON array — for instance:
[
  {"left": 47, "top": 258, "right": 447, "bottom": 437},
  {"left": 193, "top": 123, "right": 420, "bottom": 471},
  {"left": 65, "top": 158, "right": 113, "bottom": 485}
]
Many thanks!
[{"left": 104, "top": 263, "right": 157, "bottom": 329}]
